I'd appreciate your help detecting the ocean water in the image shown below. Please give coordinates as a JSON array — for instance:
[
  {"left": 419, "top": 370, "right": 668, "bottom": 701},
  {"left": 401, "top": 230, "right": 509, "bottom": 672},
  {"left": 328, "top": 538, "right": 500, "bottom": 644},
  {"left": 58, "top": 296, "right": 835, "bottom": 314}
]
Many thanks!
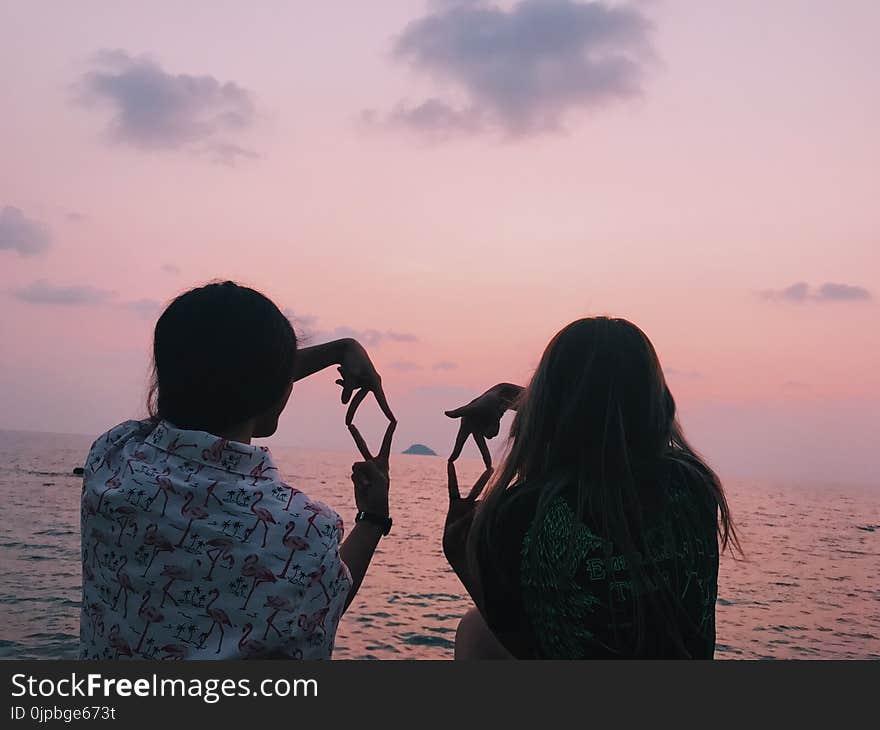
[{"left": 0, "top": 429, "right": 877, "bottom": 660}]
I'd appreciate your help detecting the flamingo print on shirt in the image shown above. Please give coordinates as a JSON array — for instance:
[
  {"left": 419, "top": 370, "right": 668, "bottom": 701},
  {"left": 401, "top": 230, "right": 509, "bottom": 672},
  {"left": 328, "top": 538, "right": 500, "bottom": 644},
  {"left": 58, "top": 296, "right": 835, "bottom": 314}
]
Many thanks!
[{"left": 79, "top": 420, "right": 351, "bottom": 660}]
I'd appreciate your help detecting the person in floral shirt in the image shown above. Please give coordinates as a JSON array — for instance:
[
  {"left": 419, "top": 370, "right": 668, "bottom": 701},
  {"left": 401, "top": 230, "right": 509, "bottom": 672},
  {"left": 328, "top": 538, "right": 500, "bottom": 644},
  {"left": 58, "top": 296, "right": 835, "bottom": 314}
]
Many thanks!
[{"left": 80, "top": 281, "right": 395, "bottom": 660}]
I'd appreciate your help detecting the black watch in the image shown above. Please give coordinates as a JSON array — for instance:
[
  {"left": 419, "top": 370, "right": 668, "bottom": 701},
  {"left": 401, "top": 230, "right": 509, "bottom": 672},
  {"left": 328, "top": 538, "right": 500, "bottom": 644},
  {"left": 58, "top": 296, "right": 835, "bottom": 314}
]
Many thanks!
[{"left": 355, "top": 511, "right": 393, "bottom": 536}]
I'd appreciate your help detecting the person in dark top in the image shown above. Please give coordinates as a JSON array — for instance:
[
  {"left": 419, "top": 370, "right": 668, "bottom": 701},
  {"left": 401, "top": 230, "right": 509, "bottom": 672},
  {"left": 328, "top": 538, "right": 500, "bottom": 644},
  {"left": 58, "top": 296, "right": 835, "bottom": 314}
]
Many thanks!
[{"left": 442, "top": 317, "right": 740, "bottom": 659}]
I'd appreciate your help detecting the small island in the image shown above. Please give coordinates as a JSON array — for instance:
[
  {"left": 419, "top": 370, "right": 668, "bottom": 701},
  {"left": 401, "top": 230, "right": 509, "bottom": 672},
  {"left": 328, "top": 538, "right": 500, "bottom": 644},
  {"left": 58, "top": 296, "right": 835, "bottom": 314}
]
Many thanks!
[{"left": 402, "top": 443, "right": 437, "bottom": 456}]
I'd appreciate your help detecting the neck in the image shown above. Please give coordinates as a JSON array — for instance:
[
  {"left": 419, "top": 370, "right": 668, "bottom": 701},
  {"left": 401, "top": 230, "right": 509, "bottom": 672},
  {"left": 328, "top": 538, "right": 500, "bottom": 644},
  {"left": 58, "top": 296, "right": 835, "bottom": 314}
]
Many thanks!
[{"left": 217, "top": 420, "right": 255, "bottom": 445}]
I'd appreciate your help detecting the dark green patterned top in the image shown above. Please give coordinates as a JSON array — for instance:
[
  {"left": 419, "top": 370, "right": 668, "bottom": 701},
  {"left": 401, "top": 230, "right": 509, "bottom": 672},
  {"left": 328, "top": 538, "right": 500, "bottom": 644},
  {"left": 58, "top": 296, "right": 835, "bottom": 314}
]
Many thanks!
[{"left": 478, "top": 472, "right": 719, "bottom": 659}]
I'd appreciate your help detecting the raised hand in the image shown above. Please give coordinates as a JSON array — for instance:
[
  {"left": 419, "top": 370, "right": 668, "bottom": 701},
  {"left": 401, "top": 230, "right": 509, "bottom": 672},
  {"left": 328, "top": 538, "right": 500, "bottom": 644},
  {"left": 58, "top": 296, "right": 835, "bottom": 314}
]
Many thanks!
[
  {"left": 348, "top": 420, "right": 396, "bottom": 517},
  {"left": 443, "top": 461, "right": 493, "bottom": 594},
  {"left": 335, "top": 340, "right": 396, "bottom": 426},
  {"left": 445, "top": 383, "right": 522, "bottom": 468}
]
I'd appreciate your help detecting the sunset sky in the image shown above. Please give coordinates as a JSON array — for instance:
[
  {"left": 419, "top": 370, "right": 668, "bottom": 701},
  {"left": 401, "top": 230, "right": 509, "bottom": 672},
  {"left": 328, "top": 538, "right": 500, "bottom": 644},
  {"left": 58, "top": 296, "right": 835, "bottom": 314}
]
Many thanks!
[{"left": 1, "top": 1, "right": 878, "bottom": 484}]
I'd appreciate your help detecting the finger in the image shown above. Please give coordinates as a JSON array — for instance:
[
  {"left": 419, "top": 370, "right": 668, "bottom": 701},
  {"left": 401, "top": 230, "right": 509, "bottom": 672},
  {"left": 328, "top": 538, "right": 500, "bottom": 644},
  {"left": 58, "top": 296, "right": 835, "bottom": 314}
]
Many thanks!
[
  {"left": 474, "top": 433, "right": 492, "bottom": 470},
  {"left": 345, "top": 388, "right": 368, "bottom": 425},
  {"left": 465, "top": 466, "right": 494, "bottom": 501},
  {"left": 372, "top": 383, "right": 396, "bottom": 424},
  {"left": 448, "top": 421, "right": 469, "bottom": 462},
  {"left": 377, "top": 419, "right": 396, "bottom": 465},
  {"left": 351, "top": 461, "right": 367, "bottom": 480},
  {"left": 347, "top": 424, "right": 373, "bottom": 461},
  {"left": 447, "top": 460, "right": 460, "bottom": 501},
  {"left": 337, "top": 367, "right": 354, "bottom": 404},
  {"left": 444, "top": 407, "right": 466, "bottom": 419}
]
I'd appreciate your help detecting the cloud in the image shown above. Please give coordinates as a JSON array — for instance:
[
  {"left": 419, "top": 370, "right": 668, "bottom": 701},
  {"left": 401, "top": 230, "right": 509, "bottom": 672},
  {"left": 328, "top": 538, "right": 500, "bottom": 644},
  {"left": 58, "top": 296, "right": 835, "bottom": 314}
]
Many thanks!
[
  {"left": 282, "top": 311, "right": 419, "bottom": 347},
  {"left": 432, "top": 360, "right": 458, "bottom": 371},
  {"left": 120, "top": 298, "right": 163, "bottom": 317},
  {"left": 0, "top": 206, "right": 52, "bottom": 256},
  {"left": 13, "top": 280, "right": 163, "bottom": 318},
  {"left": 760, "top": 282, "right": 872, "bottom": 303},
  {"left": 316, "top": 327, "right": 419, "bottom": 347},
  {"left": 78, "top": 50, "right": 258, "bottom": 160},
  {"left": 14, "top": 279, "right": 113, "bottom": 306},
  {"left": 281, "top": 304, "right": 419, "bottom": 346},
  {"left": 160, "top": 263, "right": 180, "bottom": 274},
  {"left": 389, "top": 360, "right": 422, "bottom": 371},
  {"left": 66, "top": 211, "right": 86, "bottom": 223},
  {"left": 207, "top": 141, "right": 260, "bottom": 166},
  {"left": 376, "top": 0, "right": 654, "bottom": 137},
  {"left": 282, "top": 308, "right": 319, "bottom": 330},
  {"left": 386, "top": 98, "right": 483, "bottom": 137},
  {"left": 815, "top": 282, "right": 872, "bottom": 302}
]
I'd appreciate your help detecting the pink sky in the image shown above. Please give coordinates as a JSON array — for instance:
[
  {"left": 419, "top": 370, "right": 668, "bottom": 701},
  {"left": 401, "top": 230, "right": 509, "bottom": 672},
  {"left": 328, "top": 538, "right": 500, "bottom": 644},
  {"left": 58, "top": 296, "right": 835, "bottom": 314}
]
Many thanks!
[{"left": 1, "top": 1, "right": 878, "bottom": 484}]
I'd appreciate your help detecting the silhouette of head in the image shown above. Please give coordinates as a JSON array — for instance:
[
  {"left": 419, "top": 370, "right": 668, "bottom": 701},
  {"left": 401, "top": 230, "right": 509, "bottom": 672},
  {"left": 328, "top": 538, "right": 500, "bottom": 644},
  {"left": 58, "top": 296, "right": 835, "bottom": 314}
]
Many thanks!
[
  {"left": 150, "top": 281, "right": 296, "bottom": 438},
  {"left": 512, "top": 316, "right": 675, "bottom": 472}
]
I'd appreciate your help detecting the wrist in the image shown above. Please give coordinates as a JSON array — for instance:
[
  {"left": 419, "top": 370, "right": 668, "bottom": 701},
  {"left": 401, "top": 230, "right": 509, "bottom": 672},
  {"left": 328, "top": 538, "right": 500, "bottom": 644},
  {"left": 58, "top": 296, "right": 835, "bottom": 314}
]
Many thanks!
[
  {"left": 333, "top": 337, "right": 355, "bottom": 364},
  {"left": 494, "top": 383, "right": 522, "bottom": 407},
  {"left": 355, "top": 511, "right": 393, "bottom": 536}
]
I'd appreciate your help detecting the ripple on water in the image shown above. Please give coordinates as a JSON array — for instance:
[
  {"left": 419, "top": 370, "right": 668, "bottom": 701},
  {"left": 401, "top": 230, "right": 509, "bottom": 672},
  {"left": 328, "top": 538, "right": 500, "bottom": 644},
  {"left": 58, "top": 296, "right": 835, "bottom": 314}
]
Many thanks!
[{"left": 399, "top": 632, "right": 455, "bottom": 649}]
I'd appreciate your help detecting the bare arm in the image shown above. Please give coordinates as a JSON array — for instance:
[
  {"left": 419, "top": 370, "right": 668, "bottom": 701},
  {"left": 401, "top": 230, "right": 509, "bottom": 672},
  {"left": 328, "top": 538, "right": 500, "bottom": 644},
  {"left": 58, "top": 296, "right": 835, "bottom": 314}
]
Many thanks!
[
  {"left": 291, "top": 339, "right": 349, "bottom": 382},
  {"left": 339, "top": 520, "right": 384, "bottom": 612},
  {"left": 292, "top": 338, "right": 395, "bottom": 424}
]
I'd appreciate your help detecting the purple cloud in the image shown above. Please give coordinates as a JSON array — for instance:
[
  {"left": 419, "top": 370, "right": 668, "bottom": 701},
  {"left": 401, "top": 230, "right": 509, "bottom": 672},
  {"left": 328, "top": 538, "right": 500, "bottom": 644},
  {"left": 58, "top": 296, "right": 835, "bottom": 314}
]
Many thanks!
[
  {"left": 815, "top": 282, "right": 871, "bottom": 302},
  {"left": 121, "top": 298, "right": 163, "bottom": 317},
  {"left": 317, "top": 327, "right": 419, "bottom": 347},
  {"left": 13, "top": 280, "right": 163, "bottom": 319},
  {"left": 760, "top": 282, "right": 871, "bottom": 303},
  {"left": 0, "top": 206, "right": 52, "bottom": 256},
  {"left": 377, "top": 0, "right": 654, "bottom": 137},
  {"left": 281, "top": 311, "right": 416, "bottom": 346},
  {"left": 14, "top": 279, "right": 113, "bottom": 306},
  {"left": 282, "top": 308, "right": 319, "bottom": 331},
  {"left": 78, "top": 50, "right": 258, "bottom": 161}
]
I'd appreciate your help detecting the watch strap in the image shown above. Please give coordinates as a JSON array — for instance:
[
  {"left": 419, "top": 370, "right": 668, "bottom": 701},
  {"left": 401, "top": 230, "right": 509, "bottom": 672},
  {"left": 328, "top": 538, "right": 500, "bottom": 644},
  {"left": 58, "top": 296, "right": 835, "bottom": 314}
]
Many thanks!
[{"left": 355, "top": 511, "right": 392, "bottom": 536}]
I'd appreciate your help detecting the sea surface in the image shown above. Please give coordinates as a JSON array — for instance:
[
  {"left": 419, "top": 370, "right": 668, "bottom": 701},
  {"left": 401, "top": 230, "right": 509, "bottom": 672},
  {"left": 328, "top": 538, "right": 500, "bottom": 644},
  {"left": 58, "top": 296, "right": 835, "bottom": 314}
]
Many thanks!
[{"left": 0, "top": 428, "right": 878, "bottom": 660}]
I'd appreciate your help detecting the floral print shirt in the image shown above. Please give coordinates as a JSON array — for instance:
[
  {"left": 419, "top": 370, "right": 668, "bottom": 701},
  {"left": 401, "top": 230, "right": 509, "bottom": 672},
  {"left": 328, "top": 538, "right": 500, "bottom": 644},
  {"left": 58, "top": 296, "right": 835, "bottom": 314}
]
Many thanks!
[{"left": 79, "top": 420, "right": 351, "bottom": 660}]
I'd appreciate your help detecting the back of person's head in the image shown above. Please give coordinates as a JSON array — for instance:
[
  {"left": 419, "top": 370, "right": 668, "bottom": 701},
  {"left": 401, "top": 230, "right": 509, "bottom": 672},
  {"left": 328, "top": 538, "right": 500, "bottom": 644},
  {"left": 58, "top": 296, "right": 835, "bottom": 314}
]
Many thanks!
[
  {"left": 513, "top": 317, "right": 674, "bottom": 475},
  {"left": 149, "top": 281, "right": 297, "bottom": 435}
]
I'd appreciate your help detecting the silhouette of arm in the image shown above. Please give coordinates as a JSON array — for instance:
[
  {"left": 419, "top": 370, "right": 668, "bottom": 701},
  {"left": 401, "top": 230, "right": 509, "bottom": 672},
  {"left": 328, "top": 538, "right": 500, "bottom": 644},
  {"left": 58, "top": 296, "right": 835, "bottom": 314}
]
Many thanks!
[
  {"left": 293, "top": 338, "right": 395, "bottom": 424},
  {"left": 292, "top": 339, "right": 347, "bottom": 382}
]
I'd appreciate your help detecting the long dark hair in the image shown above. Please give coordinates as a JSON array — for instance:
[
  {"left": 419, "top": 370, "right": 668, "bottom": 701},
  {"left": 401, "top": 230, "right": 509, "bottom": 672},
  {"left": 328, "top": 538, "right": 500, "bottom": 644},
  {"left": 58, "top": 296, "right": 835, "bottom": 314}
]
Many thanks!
[
  {"left": 148, "top": 281, "right": 297, "bottom": 434},
  {"left": 469, "top": 317, "right": 740, "bottom": 654}
]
